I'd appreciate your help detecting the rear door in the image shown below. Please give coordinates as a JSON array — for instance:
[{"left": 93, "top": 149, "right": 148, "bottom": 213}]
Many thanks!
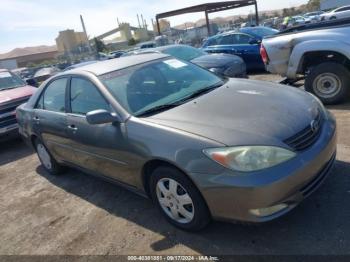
[
  {"left": 65, "top": 76, "right": 134, "bottom": 185},
  {"left": 231, "top": 33, "right": 263, "bottom": 71},
  {"left": 33, "top": 77, "right": 73, "bottom": 162}
]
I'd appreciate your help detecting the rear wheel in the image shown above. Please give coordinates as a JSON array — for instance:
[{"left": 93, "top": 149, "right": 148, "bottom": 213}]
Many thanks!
[
  {"left": 34, "top": 138, "right": 63, "bottom": 175},
  {"left": 305, "top": 62, "right": 350, "bottom": 104},
  {"left": 149, "top": 166, "right": 211, "bottom": 231}
]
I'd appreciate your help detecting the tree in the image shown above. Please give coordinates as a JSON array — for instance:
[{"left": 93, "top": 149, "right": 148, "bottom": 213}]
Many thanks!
[
  {"left": 93, "top": 37, "right": 106, "bottom": 53},
  {"left": 307, "top": 0, "right": 321, "bottom": 11},
  {"left": 128, "top": 37, "right": 138, "bottom": 46}
]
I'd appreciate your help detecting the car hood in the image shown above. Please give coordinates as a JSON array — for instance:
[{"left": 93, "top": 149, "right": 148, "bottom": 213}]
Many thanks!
[
  {"left": 191, "top": 53, "right": 243, "bottom": 68},
  {"left": 144, "top": 79, "right": 320, "bottom": 146},
  {"left": 0, "top": 85, "right": 36, "bottom": 104}
]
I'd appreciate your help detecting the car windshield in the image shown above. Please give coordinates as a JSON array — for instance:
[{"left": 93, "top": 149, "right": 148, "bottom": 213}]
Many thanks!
[
  {"left": 0, "top": 71, "right": 26, "bottom": 90},
  {"left": 162, "top": 46, "right": 207, "bottom": 61},
  {"left": 100, "top": 58, "right": 224, "bottom": 116},
  {"left": 243, "top": 27, "right": 278, "bottom": 37}
]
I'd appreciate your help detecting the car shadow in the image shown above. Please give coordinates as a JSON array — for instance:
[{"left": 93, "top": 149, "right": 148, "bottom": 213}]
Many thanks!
[
  {"left": 0, "top": 137, "right": 34, "bottom": 166},
  {"left": 35, "top": 160, "right": 350, "bottom": 255}
]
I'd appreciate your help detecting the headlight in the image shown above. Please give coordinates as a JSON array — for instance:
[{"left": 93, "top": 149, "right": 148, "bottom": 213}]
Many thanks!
[{"left": 203, "top": 146, "right": 296, "bottom": 172}]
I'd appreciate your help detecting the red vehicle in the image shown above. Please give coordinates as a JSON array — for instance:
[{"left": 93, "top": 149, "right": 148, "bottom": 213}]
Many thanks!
[{"left": 0, "top": 69, "right": 36, "bottom": 140}]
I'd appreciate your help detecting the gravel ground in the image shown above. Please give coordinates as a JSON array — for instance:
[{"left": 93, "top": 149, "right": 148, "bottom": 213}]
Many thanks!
[{"left": 0, "top": 74, "right": 349, "bottom": 255}]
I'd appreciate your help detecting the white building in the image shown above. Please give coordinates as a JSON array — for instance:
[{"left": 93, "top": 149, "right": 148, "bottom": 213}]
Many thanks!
[
  {"left": 0, "top": 59, "right": 17, "bottom": 70},
  {"left": 321, "top": 0, "right": 350, "bottom": 10}
]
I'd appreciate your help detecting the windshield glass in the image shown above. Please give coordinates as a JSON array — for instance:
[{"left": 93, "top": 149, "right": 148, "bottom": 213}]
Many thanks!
[
  {"left": 0, "top": 71, "right": 26, "bottom": 90},
  {"left": 100, "top": 58, "right": 223, "bottom": 116},
  {"left": 162, "top": 46, "right": 207, "bottom": 61}
]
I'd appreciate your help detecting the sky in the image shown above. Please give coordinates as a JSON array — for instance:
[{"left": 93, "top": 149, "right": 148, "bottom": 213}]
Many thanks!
[{"left": 0, "top": 0, "right": 308, "bottom": 53}]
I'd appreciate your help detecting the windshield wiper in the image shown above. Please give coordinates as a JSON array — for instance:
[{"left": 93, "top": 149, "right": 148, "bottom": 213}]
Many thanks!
[
  {"left": 175, "top": 81, "right": 224, "bottom": 104},
  {"left": 136, "top": 103, "right": 180, "bottom": 117}
]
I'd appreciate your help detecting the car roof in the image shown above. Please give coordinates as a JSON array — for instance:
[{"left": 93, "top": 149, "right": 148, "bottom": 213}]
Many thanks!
[{"left": 63, "top": 53, "right": 170, "bottom": 76}]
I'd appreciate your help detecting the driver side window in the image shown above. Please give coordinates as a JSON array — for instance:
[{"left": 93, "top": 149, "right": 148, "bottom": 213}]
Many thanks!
[{"left": 70, "top": 78, "right": 110, "bottom": 115}]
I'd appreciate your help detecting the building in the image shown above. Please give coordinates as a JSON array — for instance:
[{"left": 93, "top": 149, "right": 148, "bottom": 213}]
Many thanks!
[
  {"left": 0, "top": 46, "right": 58, "bottom": 69},
  {"left": 55, "top": 29, "right": 89, "bottom": 54},
  {"left": 321, "top": 0, "right": 350, "bottom": 10}
]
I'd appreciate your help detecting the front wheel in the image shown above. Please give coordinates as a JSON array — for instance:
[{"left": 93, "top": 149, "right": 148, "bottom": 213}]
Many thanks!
[
  {"left": 305, "top": 62, "right": 350, "bottom": 104},
  {"left": 150, "top": 166, "right": 211, "bottom": 231}
]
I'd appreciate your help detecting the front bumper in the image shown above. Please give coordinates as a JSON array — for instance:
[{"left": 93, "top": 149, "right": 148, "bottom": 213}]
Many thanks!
[
  {"left": 190, "top": 116, "right": 337, "bottom": 222},
  {"left": 0, "top": 123, "right": 19, "bottom": 141}
]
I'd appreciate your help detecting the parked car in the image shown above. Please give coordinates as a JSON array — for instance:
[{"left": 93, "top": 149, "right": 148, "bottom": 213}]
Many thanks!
[
  {"left": 123, "top": 44, "right": 247, "bottom": 78},
  {"left": 321, "top": 5, "right": 350, "bottom": 21},
  {"left": 304, "top": 11, "right": 325, "bottom": 22},
  {"left": 202, "top": 27, "right": 278, "bottom": 71},
  {"left": 17, "top": 54, "right": 336, "bottom": 230},
  {"left": 289, "top": 16, "right": 311, "bottom": 26},
  {"left": 261, "top": 18, "right": 350, "bottom": 104},
  {"left": 0, "top": 69, "right": 36, "bottom": 140},
  {"left": 33, "top": 67, "right": 60, "bottom": 84},
  {"left": 109, "top": 50, "right": 126, "bottom": 58}
]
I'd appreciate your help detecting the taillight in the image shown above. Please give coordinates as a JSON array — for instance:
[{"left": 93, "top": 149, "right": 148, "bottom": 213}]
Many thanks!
[{"left": 260, "top": 44, "right": 269, "bottom": 64}]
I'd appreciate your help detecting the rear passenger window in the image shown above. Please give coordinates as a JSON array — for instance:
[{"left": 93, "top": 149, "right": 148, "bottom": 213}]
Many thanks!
[
  {"left": 37, "top": 78, "right": 67, "bottom": 112},
  {"left": 70, "top": 78, "right": 110, "bottom": 115}
]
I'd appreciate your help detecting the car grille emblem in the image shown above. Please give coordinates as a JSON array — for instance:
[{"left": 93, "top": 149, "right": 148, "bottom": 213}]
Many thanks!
[{"left": 310, "top": 120, "right": 319, "bottom": 133}]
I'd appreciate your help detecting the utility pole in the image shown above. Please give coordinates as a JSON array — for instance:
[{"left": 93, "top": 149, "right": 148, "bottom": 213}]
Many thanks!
[{"left": 80, "top": 15, "right": 93, "bottom": 54}]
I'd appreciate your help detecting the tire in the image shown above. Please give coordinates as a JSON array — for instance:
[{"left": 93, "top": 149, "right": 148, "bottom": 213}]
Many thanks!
[
  {"left": 149, "top": 166, "right": 211, "bottom": 231},
  {"left": 34, "top": 138, "right": 64, "bottom": 175},
  {"left": 305, "top": 62, "right": 350, "bottom": 105}
]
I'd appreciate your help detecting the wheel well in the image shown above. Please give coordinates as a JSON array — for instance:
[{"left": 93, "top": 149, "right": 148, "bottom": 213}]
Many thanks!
[
  {"left": 299, "top": 51, "right": 350, "bottom": 74},
  {"left": 141, "top": 160, "right": 176, "bottom": 197}
]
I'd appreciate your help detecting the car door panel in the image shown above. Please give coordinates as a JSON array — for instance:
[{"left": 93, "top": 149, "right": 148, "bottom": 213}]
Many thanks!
[
  {"left": 66, "top": 77, "right": 137, "bottom": 186},
  {"left": 33, "top": 77, "right": 73, "bottom": 163}
]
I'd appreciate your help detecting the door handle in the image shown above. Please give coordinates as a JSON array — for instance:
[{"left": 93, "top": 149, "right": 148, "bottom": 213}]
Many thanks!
[
  {"left": 33, "top": 116, "right": 40, "bottom": 124},
  {"left": 67, "top": 125, "right": 78, "bottom": 131}
]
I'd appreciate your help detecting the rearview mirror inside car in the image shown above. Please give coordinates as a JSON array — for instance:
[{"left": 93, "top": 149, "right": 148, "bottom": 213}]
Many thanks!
[{"left": 86, "top": 109, "right": 120, "bottom": 125}]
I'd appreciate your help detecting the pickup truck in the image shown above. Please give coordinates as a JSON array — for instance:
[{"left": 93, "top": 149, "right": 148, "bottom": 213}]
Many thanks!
[
  {"left": 261, "top": 19, "right": 350, "bottom": 104},
  {"left": 0, "top": 69, "right": 36, "bottom": 140}
]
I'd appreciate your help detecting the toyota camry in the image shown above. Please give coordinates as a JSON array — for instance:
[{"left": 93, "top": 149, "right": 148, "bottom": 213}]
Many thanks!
[{"left": 16, "top": 54, "right": 337, "bottom": 231}]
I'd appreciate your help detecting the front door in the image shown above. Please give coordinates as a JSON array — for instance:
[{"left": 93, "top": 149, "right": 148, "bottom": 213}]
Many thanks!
[{"left": 66, "top": 77, "right": 134, "bottom": 185}]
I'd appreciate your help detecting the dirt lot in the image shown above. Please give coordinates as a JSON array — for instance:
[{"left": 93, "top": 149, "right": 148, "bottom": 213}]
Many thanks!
[{"left": 1, "top": 74, "right": 350, "bottom": 255}]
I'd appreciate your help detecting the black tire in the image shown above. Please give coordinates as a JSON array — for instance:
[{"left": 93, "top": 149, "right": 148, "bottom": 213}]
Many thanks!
[
  {"left": 305, "top": 62, "right": 350, "bottom": 105},
  {"left": 149, "top": 166, "right": 211, "bottom": 231},
  {"left": 34, "top": 138, "right": 64, "bottom": 175}
]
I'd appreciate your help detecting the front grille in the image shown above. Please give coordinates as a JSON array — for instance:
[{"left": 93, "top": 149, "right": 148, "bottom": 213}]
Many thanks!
[
  {"left": 284, "top": 112, "right": 323, "bottom": 151},
  {"left": 0, "top": 97, "right": 29, "bottom": 129},
  {"left": 300, "top": 153, "right": 336, "bottom": 197}
]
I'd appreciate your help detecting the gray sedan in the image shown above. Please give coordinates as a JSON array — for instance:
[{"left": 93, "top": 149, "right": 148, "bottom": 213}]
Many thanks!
[{"left": 17, "top": 54, "right": 337, "bottom": 231}]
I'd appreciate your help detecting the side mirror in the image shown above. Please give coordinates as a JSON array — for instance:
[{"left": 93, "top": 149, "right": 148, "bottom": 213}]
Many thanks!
[
  {"left": 249, "top": 39, "right": 261, "bottom": 45},
  {"left": 26, "top": 78, "right": 38, "bottom": 87},
  {"left": 86, "top": 109, "right": 120, "bottom": 125}
]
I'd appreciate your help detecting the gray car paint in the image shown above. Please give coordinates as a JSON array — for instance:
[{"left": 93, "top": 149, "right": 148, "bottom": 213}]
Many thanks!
[{"left": 17, "top": 53, "right": 337, "bottom": 222}]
